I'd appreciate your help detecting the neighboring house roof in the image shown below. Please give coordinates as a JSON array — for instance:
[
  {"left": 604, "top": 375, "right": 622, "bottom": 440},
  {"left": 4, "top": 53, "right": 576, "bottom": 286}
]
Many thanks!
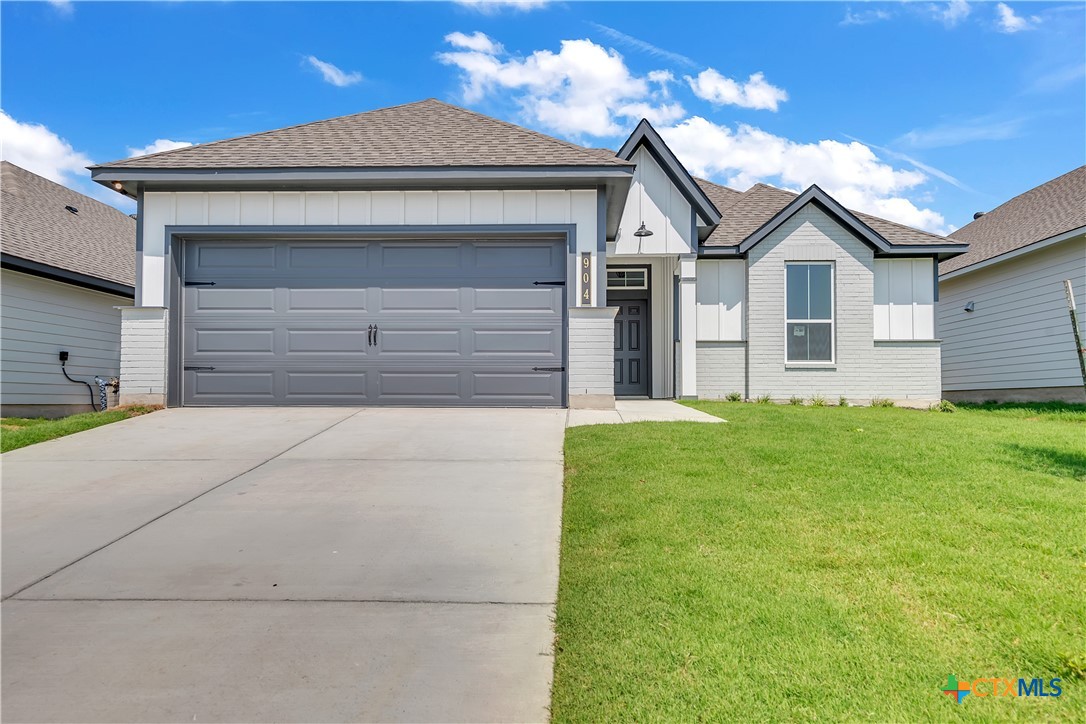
[
  {"left": 694, "top": 177, "right": 743, "bottom": 212},
  {"left": 941, "top": 165, "right": 1086, "bottom": 275},
  {"left": 93, "top": 99, "right": 634, "bottom": 171},
  {"left": 0, "top": 161, "right": 135, "bottom": 294},
  {"left": 695, "top": 180, "right": 961, "bottom": 251}
]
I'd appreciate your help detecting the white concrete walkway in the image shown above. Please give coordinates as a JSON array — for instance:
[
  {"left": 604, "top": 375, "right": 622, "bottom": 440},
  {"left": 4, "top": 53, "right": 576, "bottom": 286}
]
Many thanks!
[{"left": 567, "top": 399, "right": 725, "bottom": 427}]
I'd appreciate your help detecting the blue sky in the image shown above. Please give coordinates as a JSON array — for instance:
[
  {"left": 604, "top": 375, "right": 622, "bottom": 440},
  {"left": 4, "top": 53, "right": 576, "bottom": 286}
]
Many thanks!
[{"left": 2, "top": 0, "right": 1082, "bottom": 234}]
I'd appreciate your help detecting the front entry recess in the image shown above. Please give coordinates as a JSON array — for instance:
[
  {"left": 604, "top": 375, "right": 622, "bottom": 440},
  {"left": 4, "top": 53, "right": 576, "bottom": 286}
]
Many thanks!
[
  {"left": 612, "top": 299, "right": 649, "bottom": 396},
  {"left": 180, "top": 237, "right": 567, "bottom": 407}
]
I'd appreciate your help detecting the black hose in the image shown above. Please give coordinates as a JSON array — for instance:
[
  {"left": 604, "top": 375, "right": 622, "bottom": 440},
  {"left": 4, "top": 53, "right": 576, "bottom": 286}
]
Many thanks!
[{"left": 61, "top": 360, "right": 99, "bottom": 412}]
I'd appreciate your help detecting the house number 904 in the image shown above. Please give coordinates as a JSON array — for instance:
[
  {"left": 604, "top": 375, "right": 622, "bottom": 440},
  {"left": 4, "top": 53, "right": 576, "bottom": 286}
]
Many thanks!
[{"left": 580, "top": 254, "right": 592, "bottom": 305}]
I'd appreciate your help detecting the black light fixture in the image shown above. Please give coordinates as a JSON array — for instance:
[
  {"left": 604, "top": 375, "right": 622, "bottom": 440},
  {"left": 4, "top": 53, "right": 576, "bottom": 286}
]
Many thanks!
[
  {"left": 111, "top": 181, "right": 124, "bottom": 192},
  {"left": 964, "top": 301, "right": 975, "bottom": 313},
  {"left": 633, "top": 222, "right": 654, "bottom": 237}
]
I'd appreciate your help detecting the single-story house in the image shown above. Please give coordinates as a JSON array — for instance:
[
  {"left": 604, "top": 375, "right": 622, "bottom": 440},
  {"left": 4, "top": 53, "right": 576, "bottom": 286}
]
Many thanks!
[
  {"left": 90, "top": 99, "right": 967, "bottom": 409},
  {"left": 1, "top": 161, "right": 136, "bottom": 417},
  {"left": 939, "top": 166, "right": 1086, "bottom": 403}
]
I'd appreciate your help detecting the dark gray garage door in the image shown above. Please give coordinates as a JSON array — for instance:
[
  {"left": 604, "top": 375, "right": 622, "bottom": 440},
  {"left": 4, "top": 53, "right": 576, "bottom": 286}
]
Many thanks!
[{"left": 181, "top": 238, "right": 566, "bottom": 406}]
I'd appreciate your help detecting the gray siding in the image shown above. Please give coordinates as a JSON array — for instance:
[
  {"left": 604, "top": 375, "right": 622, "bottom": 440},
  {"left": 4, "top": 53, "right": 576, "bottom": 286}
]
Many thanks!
[
  {"left": 939, "top": 236, "right": 1086, "bottom": 393},
  {"left": 696, "top": 342, "right": 746, "bottom": 399},
  {"left": 1, "top": 269, "right": 128, "bottom": 412}
]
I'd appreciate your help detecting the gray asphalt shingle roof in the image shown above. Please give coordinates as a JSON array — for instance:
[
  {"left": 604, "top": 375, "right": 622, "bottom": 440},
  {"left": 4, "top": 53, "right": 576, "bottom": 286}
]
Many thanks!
[
  {"left": 1, "top": 161, "right": 136, "bottom": 287},
  {"left": 942, "top": 166, "right": 1086, "bottom": 274},
  {"left": 695, "top": 180, "right": 957, "bottom": 248},
  {"left": 95, "top": 99, "right": 634, "bottom": 171}
]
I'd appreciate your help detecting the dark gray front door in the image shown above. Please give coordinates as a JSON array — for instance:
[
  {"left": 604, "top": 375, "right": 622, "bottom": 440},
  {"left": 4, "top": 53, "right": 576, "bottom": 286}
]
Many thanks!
[
  {"left": 181, "top": 238, "right": 566, "bottom": 407},
  {"left": 612, "top": 299, "right": 648, "bottom": 396}
]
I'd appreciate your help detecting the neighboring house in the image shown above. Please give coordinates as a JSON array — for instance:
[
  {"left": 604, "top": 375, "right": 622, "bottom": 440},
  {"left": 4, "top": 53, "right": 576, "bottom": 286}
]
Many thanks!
[
  {"left": 1, "top": 162, "right": 136, "bottom": 417},
  {"left": 939, "top": 166, "right": 1086, "bottom": 403},
  {"left": 89, "top": 99, "right": 966, "bottom": 410}
]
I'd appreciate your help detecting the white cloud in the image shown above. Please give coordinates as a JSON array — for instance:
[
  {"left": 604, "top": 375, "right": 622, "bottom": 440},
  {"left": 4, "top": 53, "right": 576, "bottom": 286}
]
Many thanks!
[
  {"left": 995, "top": 3, "right": 1038, "bottom": 33},
  {"left": 445, "top": 31, "right": 504, "bottom": 55},
  {"left": 659, "top": 117, "right": 951, "bottom": 234},
  {"left": 48, "top": 0, "right": 73, "bottom": 16},
  {"left": 930, "top": 0, "right": 971, "bottom": 27},
  {"left": 841, "top": 7, "right": 893, "bottom": 26},
  {"left": 453, "top": 0, "right": 549, "bottom": 13},
  {"left": 0, "top": 109, "right": 135, "bottom": 211},
  {"left": 0, "top": 109, "right": 92, "bottom": 183},
  {"left": 437, "top": 35, "right": 683, "bottom": 138},
  {"left": 126, "top": 139, "right": 194, "bottom": 158},
  {"left": 304, "top": 55, "right": 363, "bottom": 87},
  {"left": 685, "top": 69, "right": 788, "bottom": 112}
]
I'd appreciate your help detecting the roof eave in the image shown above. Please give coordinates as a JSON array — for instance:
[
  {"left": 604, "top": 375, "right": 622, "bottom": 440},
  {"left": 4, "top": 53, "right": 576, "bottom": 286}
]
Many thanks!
[
  {"left": 1, "top": 253, "right": 135, "bottom": 297},
  {"left": 940, "top": 225, "right": 1084, "bottom": 279}
]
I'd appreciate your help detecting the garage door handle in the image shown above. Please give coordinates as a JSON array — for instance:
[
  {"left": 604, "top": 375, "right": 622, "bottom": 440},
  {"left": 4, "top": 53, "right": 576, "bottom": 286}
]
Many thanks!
[
  {"left": 368, "top": 325, "right": 374, "bottom": 346},
  {"left": 532, "top": 366, "right": 565, "bottom": 372},
  {"left": 372, "top": 325, "right": 378, "bottom": 346},
  {"left": 184, "top": 281, "right": 216, "bottom": 287},
  {"left": 184, "top": 366, "right": 216, "bottom": 371}
]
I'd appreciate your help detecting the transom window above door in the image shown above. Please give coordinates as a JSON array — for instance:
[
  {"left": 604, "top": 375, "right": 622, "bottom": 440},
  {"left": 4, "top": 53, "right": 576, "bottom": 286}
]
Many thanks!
[
  {"left": 607, "top": 268, "right": 648, "bottom": 289},
  {"left": 786, "top": 262, "right": 834, "bottom": 363}
]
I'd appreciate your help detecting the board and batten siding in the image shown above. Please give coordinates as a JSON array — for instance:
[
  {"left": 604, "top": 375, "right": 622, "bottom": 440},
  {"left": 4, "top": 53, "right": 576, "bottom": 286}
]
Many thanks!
[
  {"left": 734, "top": 205, "right": 941, "bottom": 404},
  {"left": 139, "top": 189, "right": 599, "bottom": 307},
  {"left": 612, "top": 146, "right": 694, "bottom": 256},
  {"left": 1, "top": 269, "right": 129, "bottom": 415},
  {"left": 939, "top": 235, "right": 1086, "bottom": 399}
]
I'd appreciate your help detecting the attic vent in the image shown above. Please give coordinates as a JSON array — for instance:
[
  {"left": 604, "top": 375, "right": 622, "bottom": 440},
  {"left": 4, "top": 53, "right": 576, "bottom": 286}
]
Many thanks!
[{"left": 64, "top": 205, "right": 79, "bottom": 215}]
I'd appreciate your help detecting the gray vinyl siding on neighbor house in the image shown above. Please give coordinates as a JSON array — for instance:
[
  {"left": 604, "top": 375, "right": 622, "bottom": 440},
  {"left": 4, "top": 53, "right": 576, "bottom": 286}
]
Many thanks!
[
  {"left": 939, "top": 236, "right": 1086, "bottom": 398},
  {"left": 0, "top": 269, "right": 129, "bottom": 414},
  {"left": 697, "top": 205, "right": 942, "bottom": 404}
]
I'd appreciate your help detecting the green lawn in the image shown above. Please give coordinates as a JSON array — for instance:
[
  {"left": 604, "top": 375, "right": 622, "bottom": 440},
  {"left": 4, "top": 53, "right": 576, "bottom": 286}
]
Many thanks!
[
  {"left": 1, "top": 405, "right": 159, "bottom": 453},
  {"left": 553, "top": 402, "right": 1085, "bottom": 722}
]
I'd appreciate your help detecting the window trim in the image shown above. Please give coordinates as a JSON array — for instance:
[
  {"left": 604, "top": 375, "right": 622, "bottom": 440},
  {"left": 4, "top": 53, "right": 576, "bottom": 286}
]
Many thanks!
[
  {"left": 606, "top": 266, "right": 650, "bottom": 290},
  {"left": 784, "top": 261, "right": 835, "bottom": 365}
]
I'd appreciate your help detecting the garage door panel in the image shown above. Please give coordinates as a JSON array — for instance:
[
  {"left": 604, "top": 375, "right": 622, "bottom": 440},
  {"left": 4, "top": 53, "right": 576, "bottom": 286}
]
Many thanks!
[
  {"left": 288, "top": 288, "right": 368, "bottom": 311},
  {"left": 377, "top": 288, "right": 462, "bottom": 312},
  {"left": 285, "top": 371, "right": 367, "bottom": 398},
  {"left": 286, "top": 329, "right": 370, "bottom": 354},
  {"left": 193, "top": 329, "right": 276, "bottom": 354},
  {"left": 471, "top": 329, "right": 561, "bottom": 357},
  {"left": 187, "top": 288, "right": 276, "bottom": 312},
  {"left": 287, "top": 244, "right": 369, "bottom": 271},
  {"left": 182, "top": 237, "right": 566, "bottom": 406},
  {"left": 473, "top": 288, "right": 561, "bottom": 313}
]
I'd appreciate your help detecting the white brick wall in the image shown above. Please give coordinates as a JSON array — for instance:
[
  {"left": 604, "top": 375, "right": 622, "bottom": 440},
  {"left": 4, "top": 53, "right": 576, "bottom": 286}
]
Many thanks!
[
  {"left": 119, "top": 307, "right": 167, "bottom": 405},
  {"left": 696, "top": 342, "right": 746, "bottom": 399},
  {"left": 568, "top": 307, "right": 618, "bottom": 398},
  {"left": 696, "top": 205, "right": 943, "bottom": 404}
]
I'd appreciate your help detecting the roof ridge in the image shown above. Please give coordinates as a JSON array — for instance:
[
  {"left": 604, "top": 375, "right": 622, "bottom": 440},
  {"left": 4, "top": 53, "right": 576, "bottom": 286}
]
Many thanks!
[
  {"left": 427, "top": 99, "right": 628, "bottom": 164},
  {"left": 93, "top": 98, "right": 443, "bottom": 169}
]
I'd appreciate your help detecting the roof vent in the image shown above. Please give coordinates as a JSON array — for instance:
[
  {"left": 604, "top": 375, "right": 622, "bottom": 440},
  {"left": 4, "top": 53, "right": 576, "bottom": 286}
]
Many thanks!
[
  {"left": 973, "top": 211, "right": 986, "bottom": 220},
  {"left": 64, "top": 205, "right": 79, "bottom": 215}
]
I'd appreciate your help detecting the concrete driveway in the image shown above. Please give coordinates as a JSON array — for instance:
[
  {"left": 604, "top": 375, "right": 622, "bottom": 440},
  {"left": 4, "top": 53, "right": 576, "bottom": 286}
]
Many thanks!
[{"left": 1, "top": 407, "right": 566, "bottom": 723}]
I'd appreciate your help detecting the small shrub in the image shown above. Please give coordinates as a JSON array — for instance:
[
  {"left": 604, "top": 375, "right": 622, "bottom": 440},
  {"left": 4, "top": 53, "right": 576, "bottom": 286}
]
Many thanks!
[
  {"left": 788, "top": 396, "right": 804, "bottom": 406},
  {"left": 871, "top": 397, "right": 896, "bottom": 408},
  {"left": 725, "top": 392, "right": 742, "bottom": 402},
  {"left": 838, "top": 396, "right": 850, "bottom": 408},
  {"left": 930, "top": 399, "right": 957, "bottom": 413},
  {"left": 756, "top": 393, "right": 773, "bottom": 404},
  {"left": 810, "top": 395, "right": 826, "bottom": 407},
  {"left": 1060, "top": 652, "right": 1086, "bottom": 680}
]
